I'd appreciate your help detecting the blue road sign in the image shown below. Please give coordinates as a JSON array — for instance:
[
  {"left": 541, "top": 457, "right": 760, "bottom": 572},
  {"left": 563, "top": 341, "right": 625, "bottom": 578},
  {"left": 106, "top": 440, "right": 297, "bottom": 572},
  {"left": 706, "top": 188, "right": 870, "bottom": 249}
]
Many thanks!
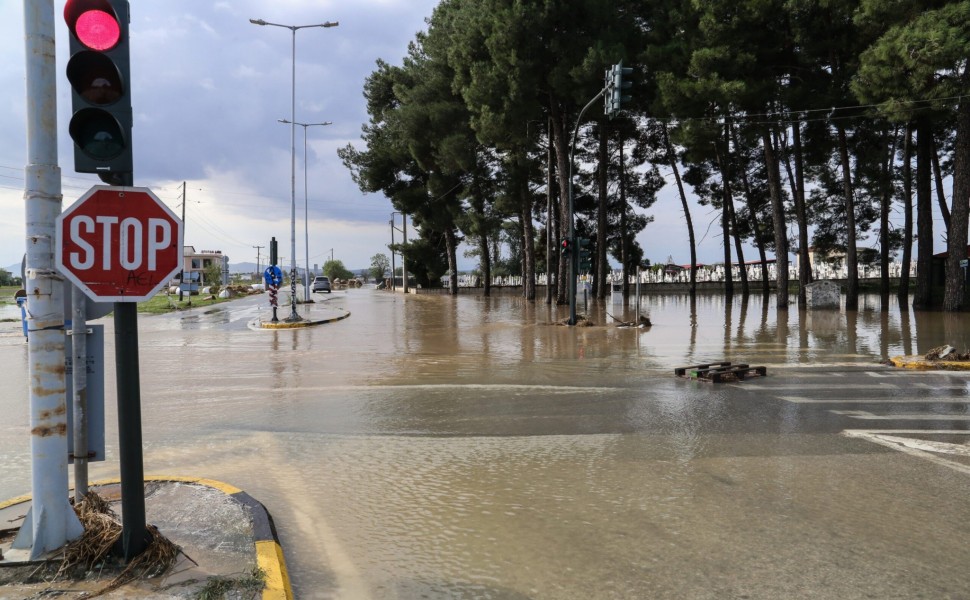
[{"left": 263, "top": 265, "right": 283, "bottom": 287}]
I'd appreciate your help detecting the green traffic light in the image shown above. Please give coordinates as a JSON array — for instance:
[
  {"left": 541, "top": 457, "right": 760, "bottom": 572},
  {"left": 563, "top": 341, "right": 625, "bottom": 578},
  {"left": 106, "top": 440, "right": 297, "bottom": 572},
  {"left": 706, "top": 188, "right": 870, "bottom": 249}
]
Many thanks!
[{"left": 69, "top": 108, "right": 126, "bottom": 160}]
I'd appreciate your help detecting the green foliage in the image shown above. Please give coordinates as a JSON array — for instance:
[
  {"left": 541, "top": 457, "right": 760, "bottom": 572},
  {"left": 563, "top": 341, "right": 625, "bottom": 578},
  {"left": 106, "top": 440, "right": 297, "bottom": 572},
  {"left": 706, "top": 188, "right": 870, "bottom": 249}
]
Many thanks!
[
  {"left": 202, "top": 262, "right": 223, "bottom": 288},
  {"left": 370, "top": 253, "right": 391, "bottom": 281},
  {"left": 323, "top": 259, "right": 355, "bottom": 282},
  {"left": 337, "top": 0, "right": 970, "bottom": 308},
  {"left": 0, "top": 268, "right": 16, "bottom": 287}
]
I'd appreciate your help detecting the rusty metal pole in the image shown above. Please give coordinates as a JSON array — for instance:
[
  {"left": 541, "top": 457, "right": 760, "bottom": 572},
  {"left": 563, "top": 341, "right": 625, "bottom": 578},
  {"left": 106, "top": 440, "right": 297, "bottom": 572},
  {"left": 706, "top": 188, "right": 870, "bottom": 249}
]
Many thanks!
[
  {"left": 71, "top": 287, "right": 89, "bottom": 501},
  {"left": 13, "top": 0, "right": 83, "bottom": 559}
]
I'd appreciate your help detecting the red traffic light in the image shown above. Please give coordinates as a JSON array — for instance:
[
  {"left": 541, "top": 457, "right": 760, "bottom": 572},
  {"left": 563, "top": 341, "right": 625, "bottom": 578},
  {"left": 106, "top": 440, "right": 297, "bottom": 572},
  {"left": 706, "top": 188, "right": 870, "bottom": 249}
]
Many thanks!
[
  {"left": 65, "top": 0, "right": 132, "bottom": 184},
  {"left": 76, "top": 10, "right": 120, "bottom": 50},
  {"left": 560, "top": 238, "right": 572, "bottom": 255},
  {"left": 65, "top": 1, "right": 121, "bottom": 50}
]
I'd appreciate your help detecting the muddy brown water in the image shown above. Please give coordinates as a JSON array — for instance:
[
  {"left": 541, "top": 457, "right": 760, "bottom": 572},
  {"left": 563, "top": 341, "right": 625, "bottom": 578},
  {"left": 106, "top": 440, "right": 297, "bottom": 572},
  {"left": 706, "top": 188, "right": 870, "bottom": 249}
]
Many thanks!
[{"left": 2, "top": 289, "right": 970, "bottom": 598}]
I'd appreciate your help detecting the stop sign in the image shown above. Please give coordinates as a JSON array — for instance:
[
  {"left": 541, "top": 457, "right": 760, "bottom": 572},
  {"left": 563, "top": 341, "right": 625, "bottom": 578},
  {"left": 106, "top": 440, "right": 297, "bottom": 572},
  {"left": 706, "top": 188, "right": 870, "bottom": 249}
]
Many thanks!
[{"left": 56, "top": 185, "right": 183, "bottom": 302}]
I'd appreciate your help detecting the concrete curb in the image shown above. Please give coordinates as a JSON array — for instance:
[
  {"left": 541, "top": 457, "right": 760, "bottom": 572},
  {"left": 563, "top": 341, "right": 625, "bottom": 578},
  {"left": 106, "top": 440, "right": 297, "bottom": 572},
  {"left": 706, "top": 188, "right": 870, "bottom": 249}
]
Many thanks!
[
  {"left": 249, "top": 310, "right": 350, "bottom": 330},
  {"left": 1, "top": 476, "right": 292, "bottom": 600},
  {"left": 890, "top": 355, "right": 970, "bottom": 371}
]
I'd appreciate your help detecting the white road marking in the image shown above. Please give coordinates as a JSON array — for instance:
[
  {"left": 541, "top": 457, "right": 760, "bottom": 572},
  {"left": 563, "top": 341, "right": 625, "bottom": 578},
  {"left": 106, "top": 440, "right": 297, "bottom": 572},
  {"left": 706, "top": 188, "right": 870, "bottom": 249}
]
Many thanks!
[
  {"left": 743, "top": 383, "right": 901, "bottom": 391},
  {"left": 843, "top": 429, "right": 970, "bottom": 476},
  {"left": 778, "top": 395, "right": 970, "bottom": 404},
  {"left": 831, "top": 410, "right": 970, "bottom": 421}
]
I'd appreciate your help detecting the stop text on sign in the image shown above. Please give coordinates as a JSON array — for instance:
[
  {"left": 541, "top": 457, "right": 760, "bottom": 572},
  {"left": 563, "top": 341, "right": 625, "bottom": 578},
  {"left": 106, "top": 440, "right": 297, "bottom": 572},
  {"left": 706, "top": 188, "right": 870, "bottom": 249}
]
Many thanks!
[
  {"left": 68, "top": 216, "right": 172, "bottom": 271},
  {"left": 56, "top": 185, "right": 183, "bottom": 302}
]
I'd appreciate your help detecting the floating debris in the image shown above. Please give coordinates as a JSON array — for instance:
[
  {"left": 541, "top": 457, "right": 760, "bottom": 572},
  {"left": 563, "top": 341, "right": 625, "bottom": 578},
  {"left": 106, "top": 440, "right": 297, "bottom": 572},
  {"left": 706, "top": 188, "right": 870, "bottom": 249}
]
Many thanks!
[
  {"left": 924, "top": 345, "right": 970, "bottom": 361},
  {"left": 674, "top": 361, "right": 767, "bottom": 383},
  {"left": 606, "top": 312, "right": 652, "bottom": 328}
]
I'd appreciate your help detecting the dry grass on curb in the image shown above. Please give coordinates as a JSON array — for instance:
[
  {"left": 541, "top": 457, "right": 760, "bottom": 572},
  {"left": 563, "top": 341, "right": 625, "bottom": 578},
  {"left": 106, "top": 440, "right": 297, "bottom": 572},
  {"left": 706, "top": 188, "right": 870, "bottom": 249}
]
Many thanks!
[{"left": 48, "top": 492, "right": 187, "bottom": 598}]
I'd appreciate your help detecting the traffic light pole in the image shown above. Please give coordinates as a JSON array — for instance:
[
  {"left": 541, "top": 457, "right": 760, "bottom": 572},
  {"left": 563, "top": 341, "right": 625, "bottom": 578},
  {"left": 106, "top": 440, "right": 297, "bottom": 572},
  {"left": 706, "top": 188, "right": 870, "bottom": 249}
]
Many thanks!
[
  {"left": 114, "top": 300, "right": 147, "bottom": 560},
  {"left": 112, "top": 173, "right": 148, "bottom": 561},
  {"left": 568, "top": 87, "right": 607, "bottom": 325}
]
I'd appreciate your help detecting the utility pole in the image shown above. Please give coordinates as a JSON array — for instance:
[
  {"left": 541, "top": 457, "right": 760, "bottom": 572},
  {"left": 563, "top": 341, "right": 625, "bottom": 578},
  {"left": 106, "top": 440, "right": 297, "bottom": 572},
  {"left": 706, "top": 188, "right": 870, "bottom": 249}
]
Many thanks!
[
  {"left": 402, "top": 213, "right": 409, "bottom": 294},
  {"left": 178, "top": 182, "right": 187, "bottom": 300},
  {"left": 253, "top": 245, "right": 264, "bottom": 281},
  {"left": 389, "top": 217, "right": 396, "bottom": 291},
  {"left": 14, "top": 0, "right": 83, "bottom": 559}
]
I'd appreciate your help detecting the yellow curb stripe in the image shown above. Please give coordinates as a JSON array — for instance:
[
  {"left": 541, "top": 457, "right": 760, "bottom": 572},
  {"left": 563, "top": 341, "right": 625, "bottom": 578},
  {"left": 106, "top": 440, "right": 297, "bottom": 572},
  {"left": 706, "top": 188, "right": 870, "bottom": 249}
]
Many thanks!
[
  {"left": 83, "top": 475, "right": 244, "bottom": 495},
  {"left": 890, "top": 356, "right": 970, "bottom": 371},
  {"left": 0, "top": 493, "right": 32, "bottom": 510},
  {"left": 256, "top": 311, "right": 351, "bottom": 329},
  {"left": 256, "top": 539, "right": 293, "bottom": 600}
]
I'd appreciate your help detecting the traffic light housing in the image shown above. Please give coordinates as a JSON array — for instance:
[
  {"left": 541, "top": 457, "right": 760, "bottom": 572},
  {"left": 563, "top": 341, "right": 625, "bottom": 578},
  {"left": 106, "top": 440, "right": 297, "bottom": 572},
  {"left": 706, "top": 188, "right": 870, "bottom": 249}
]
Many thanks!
[
  {"left": 605, "top": 60, "right": 633, "bottom": 119},
  {"left": 578, "top": 237, "right": 592, "bottom": 271},
  {"left": 560, "top": 237, "right": 572, "bottom": 257},
  {"left": 604, "top": 66, "right": 615, "bottom": 117},
  {"left": 65, "top": 0, "right": 132, "bottom": 185}
]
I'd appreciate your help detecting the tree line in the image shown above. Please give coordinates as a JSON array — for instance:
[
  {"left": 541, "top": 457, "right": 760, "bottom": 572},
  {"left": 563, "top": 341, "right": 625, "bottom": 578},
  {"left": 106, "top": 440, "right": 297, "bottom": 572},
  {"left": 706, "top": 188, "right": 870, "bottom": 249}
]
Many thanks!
[{"left": 339, "top": 0, "right": 970, "bottom": 311}]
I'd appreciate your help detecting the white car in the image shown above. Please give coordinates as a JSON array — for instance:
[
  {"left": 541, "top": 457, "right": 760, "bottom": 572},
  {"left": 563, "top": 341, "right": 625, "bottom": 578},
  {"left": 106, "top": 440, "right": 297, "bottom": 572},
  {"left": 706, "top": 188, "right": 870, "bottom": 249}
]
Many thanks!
[{"left": 311, "top": 276, "right": 332, "bottom": 293}]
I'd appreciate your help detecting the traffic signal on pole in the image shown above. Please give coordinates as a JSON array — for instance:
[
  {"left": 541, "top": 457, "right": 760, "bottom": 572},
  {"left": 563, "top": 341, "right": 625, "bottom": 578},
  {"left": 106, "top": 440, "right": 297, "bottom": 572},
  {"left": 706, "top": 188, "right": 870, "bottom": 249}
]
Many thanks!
[
  {"left": 561, "top": 237, "right": 572, "bottom": 257},
  {"left": 606, "top": 60, "right": 633, "bottom": 119},
  {"left": 64, "top": 0, "right": 132, "bottom": 185},
  {"left": 604, "top": 66, "right": 615, "bottom": 117},
  {"left": 578, "top": 238, "right": 592, "bottom": 271}
]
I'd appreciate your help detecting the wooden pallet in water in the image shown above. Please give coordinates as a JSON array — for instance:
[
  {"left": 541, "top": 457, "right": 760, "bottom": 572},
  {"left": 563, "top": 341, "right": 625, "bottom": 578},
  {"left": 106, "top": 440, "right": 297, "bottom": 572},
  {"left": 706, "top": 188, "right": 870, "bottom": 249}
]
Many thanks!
[{"left": 674, "top": 362, "right": 767, "bottom": 383}]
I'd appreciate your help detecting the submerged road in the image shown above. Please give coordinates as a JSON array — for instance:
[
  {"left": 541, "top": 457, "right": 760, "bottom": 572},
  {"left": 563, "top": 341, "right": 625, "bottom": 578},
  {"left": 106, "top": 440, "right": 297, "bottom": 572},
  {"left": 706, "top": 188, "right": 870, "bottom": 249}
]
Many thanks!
[{"left": 1, "top": 289, "right": 969, "bottom": 598}]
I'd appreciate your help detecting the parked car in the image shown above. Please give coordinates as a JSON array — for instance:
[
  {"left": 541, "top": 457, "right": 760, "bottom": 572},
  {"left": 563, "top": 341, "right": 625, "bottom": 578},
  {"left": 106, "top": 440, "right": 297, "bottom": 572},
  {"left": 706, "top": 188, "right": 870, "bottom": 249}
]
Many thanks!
[{"left": 311, "top": 275, "right": 332, "bottom": 293}]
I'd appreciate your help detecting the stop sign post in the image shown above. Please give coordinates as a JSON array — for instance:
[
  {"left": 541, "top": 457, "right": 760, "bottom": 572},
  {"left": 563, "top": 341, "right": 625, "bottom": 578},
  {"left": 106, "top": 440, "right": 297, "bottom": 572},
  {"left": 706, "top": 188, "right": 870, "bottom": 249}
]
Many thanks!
[
  {"left": 55, "top": 185, "right": 179, "bottom": 560},
  {"left": 56, "top": 186, "right": 182, "bottom": 302}
]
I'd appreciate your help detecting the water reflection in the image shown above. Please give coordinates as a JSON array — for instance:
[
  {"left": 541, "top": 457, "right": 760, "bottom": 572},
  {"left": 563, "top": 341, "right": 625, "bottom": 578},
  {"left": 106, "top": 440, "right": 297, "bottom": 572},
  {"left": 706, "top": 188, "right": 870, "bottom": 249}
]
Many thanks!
[{"left": 5, "top": 290, "right": 970, "bottom": 598}]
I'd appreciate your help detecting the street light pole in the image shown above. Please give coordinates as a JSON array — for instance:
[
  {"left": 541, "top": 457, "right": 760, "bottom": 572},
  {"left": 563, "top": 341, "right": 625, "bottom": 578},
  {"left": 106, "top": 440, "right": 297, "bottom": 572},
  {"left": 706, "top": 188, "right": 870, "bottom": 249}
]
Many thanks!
[
  {"left": 279, "top": 119, "right": 332, "bottom": 302},
  {"left": 250, "top": 17, "right": 338, "bottom": 320}
]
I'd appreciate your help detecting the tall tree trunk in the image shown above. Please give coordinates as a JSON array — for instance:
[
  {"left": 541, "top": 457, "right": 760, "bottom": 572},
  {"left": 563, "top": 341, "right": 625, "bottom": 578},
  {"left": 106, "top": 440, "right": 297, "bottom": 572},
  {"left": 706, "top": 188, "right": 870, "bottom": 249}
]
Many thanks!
[
  {"left": 729, "top": 199, "right": 748, "bottom": 295},
  {"left": 791, "top": 125, "right": 812, "bottom": 305},
  {"left": 898, "top": 124, "right": 913, "bottom": 305},
  {"left": 932, "top": 136, "right": 951, "bottom": 233},
  {"left": 446, "top": 227, "right": 459, "bottom": 295},
  {"left": 714, "top": 141, "right": 734, "bottom": 296},
  {"left": 724, "top": 124, "right": 748, "bottom": 296},
  {"left": 620, "top": 142, "right": 630, "bottom": 298},
  {"left": 837, "top": 124, "right": 859, "bottom": 310},
  {"left": 480, "top": 233, "right": 492, "bottom": 297},
  {"left": 736, "top": 124, "right": 769, "bottom": 294},
  {"left": 546, "top": 118, "right": 556, "bottom": 305},
  {"left": 522, "top": 193, "right": 536, "bottom": 302},
  {"left": 663, "top": 123, "right": 696, "bottom": 295},
  {"left": 549, "top": 104, "right": 572, "bottom": 305},
  {"left": 596, "top": 123, "right": 609, "bottom": 299},
  {"left": 880, "top": 126, "right": 900, "bottom": 308},
  {"left": 762, "top": 128, "right": 789, "bottom": 309},
  {"left": 943, "top": 69, "right": 970, "bottom": 312},
  {"left": 913, "top": 116, "right": 933, "bottom": 309}
]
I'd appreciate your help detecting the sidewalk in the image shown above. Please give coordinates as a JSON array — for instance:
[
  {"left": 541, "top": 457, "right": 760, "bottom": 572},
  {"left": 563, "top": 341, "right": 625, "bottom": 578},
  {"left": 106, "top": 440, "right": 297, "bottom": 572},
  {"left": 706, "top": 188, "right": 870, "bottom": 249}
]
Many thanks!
[{"left": 0, "top": 477, "right": 291, "bottom": 599}]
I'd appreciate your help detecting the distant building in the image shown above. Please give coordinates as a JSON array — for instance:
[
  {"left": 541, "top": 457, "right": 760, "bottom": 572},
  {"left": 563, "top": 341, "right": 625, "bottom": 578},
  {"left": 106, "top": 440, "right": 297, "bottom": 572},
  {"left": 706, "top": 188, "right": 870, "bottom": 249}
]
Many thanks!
[{"left": 173, "top": 247, "right": 229, "bottom": 291}]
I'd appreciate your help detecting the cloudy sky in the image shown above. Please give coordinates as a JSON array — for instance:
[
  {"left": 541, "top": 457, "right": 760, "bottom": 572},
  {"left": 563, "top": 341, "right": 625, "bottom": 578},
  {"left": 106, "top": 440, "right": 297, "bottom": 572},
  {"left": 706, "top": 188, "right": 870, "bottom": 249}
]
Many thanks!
[{"left": 2, "top": 0, "right": 929, "bottom": 276}]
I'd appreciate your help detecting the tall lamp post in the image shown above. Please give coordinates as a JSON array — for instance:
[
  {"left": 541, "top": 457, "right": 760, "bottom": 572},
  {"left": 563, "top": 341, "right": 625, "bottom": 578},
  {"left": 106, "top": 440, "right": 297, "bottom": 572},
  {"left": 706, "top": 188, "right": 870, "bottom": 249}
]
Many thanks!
[
  {"left": 279, "top": 119, "right": 332, "bottom": 302},
  {"left": 250, "top": 17, "right": 338, "bottom": 321}
]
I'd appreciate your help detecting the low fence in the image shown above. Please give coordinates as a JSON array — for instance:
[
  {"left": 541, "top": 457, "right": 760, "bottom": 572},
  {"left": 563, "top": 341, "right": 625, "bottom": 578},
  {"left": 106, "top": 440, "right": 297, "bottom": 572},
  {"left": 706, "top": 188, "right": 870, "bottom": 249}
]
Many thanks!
[{"left": 447, "top": 263, "right": 916, "bottom": 289}]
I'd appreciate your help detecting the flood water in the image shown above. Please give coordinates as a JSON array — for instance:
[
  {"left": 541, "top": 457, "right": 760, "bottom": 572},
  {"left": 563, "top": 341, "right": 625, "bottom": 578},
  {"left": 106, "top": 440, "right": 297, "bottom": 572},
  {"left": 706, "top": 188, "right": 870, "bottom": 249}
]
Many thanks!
[{"left": 2, "top": 289, "right": 970, "bottom": 598}]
